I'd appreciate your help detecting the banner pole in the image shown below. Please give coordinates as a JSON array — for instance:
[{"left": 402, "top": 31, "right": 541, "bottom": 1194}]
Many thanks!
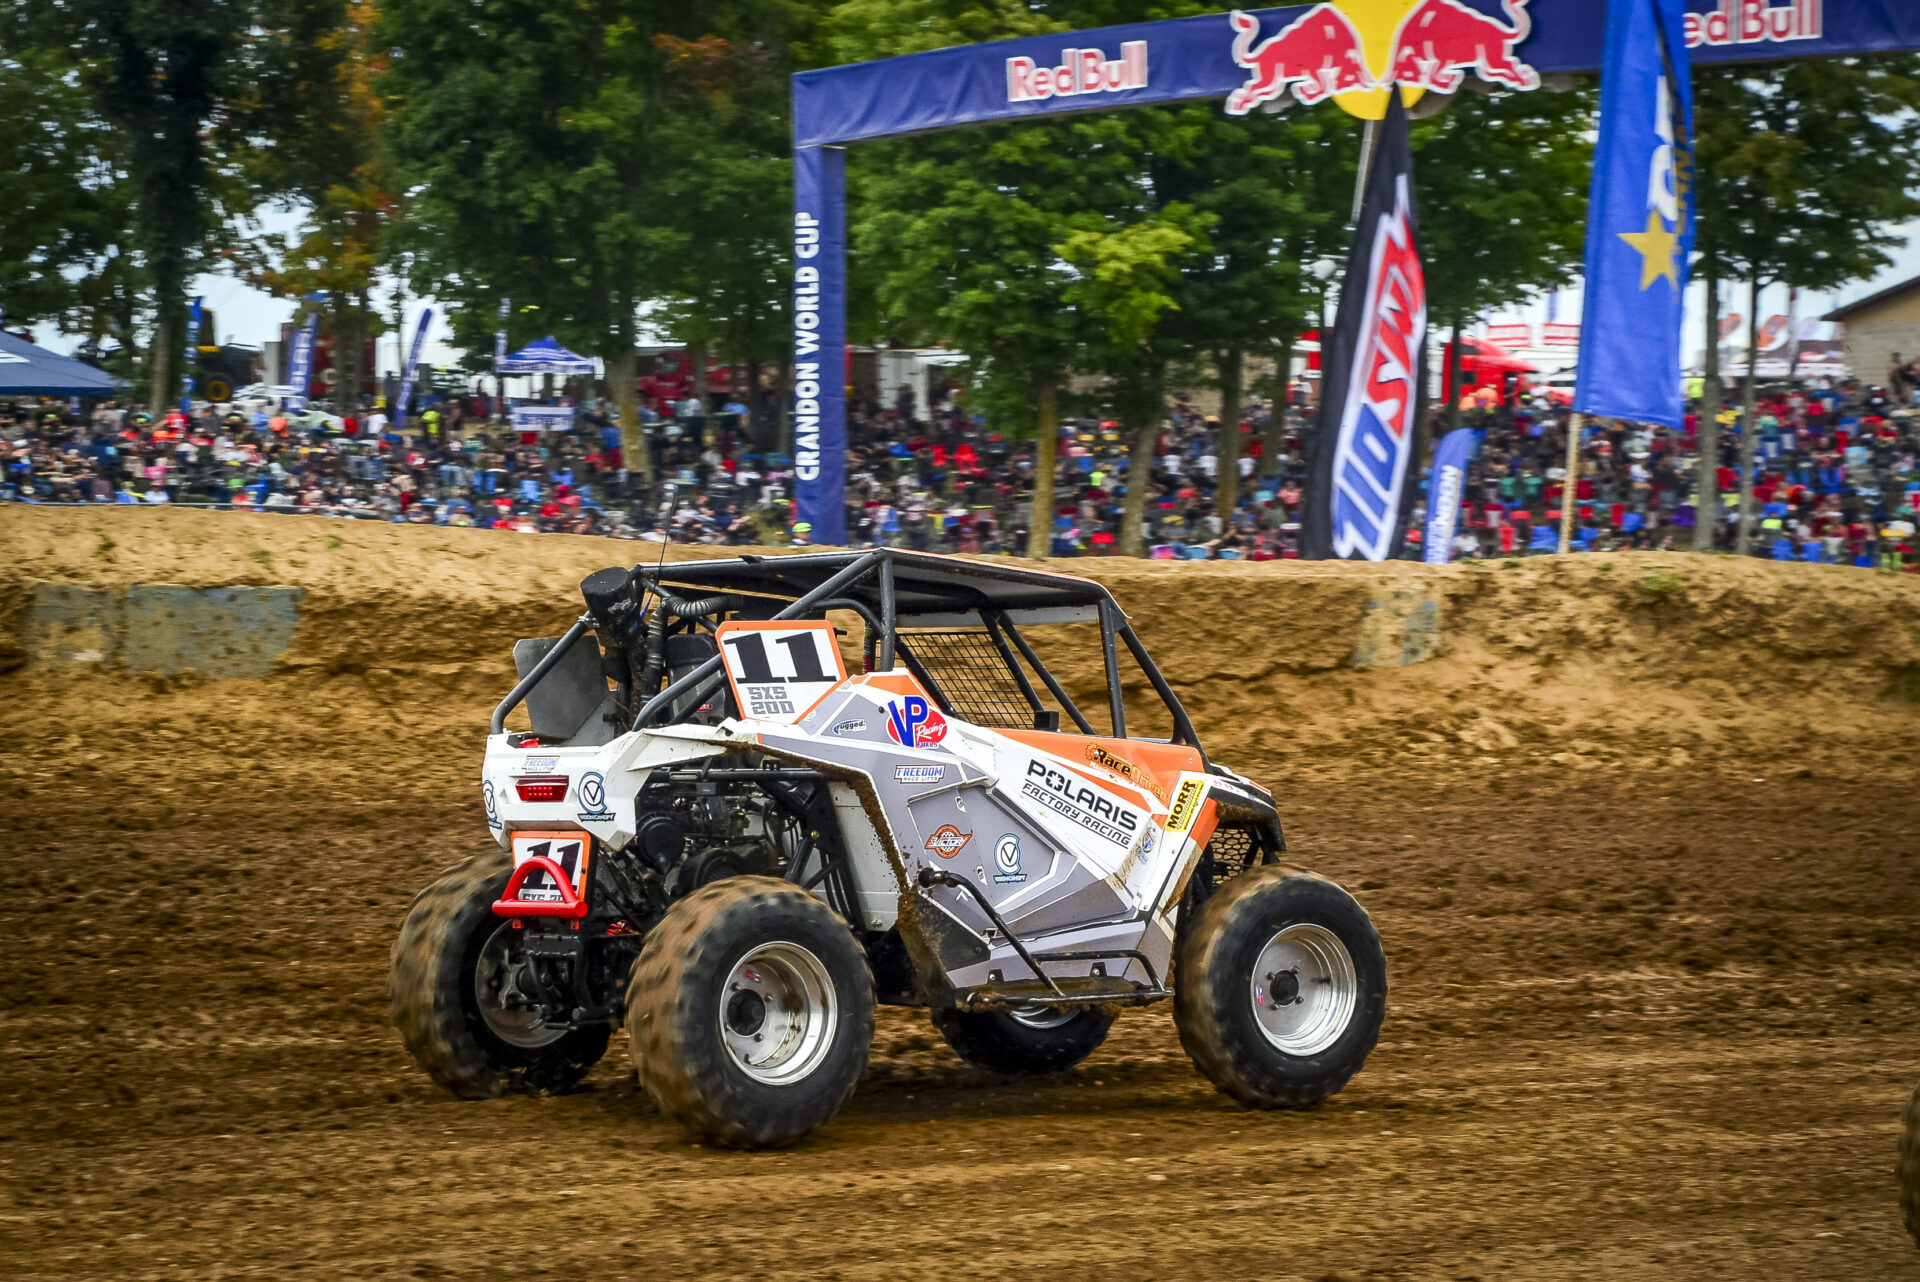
[
  {"left": 1558, "top": 411, "right": 1582, "bottom": 553},
  {"left": 1351, "top": 120, "right": 1379, "bottom": 223}
]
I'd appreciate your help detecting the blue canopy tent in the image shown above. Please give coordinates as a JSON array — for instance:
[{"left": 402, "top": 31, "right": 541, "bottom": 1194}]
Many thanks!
[
  {"left": 0, "top": 331, "right": 117, "bottom": 397},
  {"left": 496, "top": 337, "right": 596, "bottom": 376}
]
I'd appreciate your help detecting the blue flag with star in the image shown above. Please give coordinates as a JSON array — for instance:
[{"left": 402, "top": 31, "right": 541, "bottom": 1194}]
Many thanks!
[{"left": 1574, "top": 0, "right": 1693, "bottom": 430}]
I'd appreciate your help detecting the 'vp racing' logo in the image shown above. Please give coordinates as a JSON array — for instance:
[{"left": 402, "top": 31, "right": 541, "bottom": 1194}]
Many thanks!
[
  {"left": 1224, "top": 1, "right": 1538, "bottom": 116},
  {"left": 884, "top": 695, "right": 948, "bottom": 748},
  {"left": 1331, "top": 176, "right": 1427, "bottom": 561}
]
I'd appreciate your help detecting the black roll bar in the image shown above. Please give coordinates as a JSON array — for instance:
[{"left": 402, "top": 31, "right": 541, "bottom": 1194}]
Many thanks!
[
  {"left": 1099, "top": 599, "right": 1127, "bottom": 739},
  {"left": 1117, "top": 622, "right": 1207, "bottom": 763},
  {"left": 998, "top": 617, "right": 1095, "bottom": 735},
  {"left": 633, "top": 549, "right": 887, "bottom": 729}
]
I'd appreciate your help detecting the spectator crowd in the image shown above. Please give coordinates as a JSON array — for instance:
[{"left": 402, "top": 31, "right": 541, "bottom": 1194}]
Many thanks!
[{"left": 6, "top": 375, "right": 1920, "bottom": 572}]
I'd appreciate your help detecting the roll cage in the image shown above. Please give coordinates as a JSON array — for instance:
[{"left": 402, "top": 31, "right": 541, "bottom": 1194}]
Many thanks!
[{"left": 491, "top": 549, "right": 1206, "bottom": 762}]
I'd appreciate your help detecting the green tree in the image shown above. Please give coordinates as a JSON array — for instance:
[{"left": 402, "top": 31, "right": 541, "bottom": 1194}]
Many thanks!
[
  {"left": 1411, "top": 84, "right": 1594, "bottom": 426},
  {"left": 1059, "top": 212, "right": 1208, "bottom": 556},
  {"left": 1693, "top": 57, "right": 1920, "bottom": 553},
  {"left": 649, "top": 24, "right": 806, "bottom": 449},
  {"left": 0, "top": 49, "right": 136, "bottom": 345},
  {"left": 383, "top": 0, "right": 663, "bottom": 481},
  {"left": 1148, "top": 100, "right": 1356, "bottom": 514},
  {"left": 228, "top": 0, "right": 394, "bottom": 410},
  {"left": 16, "top": 0, "right": 256, "bottom": 410},
  {"left": 384, "top": 0, "right": 809, "bottom": 489}
]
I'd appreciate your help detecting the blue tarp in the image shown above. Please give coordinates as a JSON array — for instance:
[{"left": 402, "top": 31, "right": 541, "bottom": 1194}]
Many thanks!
[
  {"left": 0, "top": 331, "right": 117, "bottom": 397},
  {"left": 497, "top": 337, "right": 596, "bottom": 376}
]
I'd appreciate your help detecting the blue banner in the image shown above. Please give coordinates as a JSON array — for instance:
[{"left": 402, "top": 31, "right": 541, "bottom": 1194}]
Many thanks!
[
  {"left": 1423, "top": 427, "right": 1481, "bottom": 564},
  {"left": 286, "top": 313, "right": 319, "bottom": 412},
  {"left": 395, "top": 308, "right": 433, "bottom": 431},
  {"left": 792, "top": 146, "right": 847, "bottom": 545},
  {"left": 1574, "top": 0, "right": 1694, "bottom": 429},
  {"left": 495, "top": 298, "right": 509, "bottom": 372},
  {"left": 794, "top": 3, "right": 1919, "bottom": 146},
  {"left": 184, "top": 297, "right": 203, "bottom": 399}
]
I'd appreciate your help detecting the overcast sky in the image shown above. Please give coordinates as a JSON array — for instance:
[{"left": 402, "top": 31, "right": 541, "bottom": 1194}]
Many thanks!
[{"left": 41, "top": 216, "right": 1920, "bottom": 376}]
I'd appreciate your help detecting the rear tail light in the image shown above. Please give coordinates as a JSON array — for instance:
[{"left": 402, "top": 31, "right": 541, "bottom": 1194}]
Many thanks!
[{"left": 515, "top": 776, "right": 570, "bottom": 803}]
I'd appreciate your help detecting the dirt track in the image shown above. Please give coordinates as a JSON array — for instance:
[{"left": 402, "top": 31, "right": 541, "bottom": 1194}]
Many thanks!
[{"left": 4, "top": 509, "right": 1920, "bottom": 1280}]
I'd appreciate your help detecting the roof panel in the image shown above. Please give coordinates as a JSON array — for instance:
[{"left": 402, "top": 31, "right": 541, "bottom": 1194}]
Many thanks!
[{"left": 641, "top": 550, "right": 1113, "bottom": 615}]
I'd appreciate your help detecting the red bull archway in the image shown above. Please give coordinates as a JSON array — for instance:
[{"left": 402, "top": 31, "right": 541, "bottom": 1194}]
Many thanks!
[{"left": 788, "top": 1, "right": 1920, "bottom": 544}]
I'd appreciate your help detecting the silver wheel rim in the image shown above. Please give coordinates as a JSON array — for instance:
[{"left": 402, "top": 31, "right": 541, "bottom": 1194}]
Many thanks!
[
  {"left": 720, "top": 942, "right": 839, "bottom": 1086},
  {"left": 1250, "top": 923, "right": 1358, "bottom": 1057},
  {"left": 1006, "top": 1003, "right": 1076, "bottom": 1031},
  {"left": 474, "top": 922, "right": 567, "bottom": 1049}
]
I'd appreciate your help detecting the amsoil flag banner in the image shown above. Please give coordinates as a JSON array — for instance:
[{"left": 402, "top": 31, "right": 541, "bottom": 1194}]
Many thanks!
[
  {"left": 494, "top": 298, "right": 509, "bottom": 371},
  {"left": 1574, "top": 0, "right": 1694, "bottom": 429},
  {"left": 394, "top": 308, "right": 433, "bottom": 431},
  {"left": 1302, "top": 91, "right": 1426, "bottom": 562}
]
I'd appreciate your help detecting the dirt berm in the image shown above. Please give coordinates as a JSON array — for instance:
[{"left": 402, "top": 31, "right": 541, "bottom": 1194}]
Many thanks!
[{"left": 4, "top": 506, "right": 1919, "bottom": 1281}]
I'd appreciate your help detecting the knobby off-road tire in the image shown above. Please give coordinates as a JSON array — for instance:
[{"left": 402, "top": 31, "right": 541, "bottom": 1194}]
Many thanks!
[
  {"left": 390, "top": 851, "right": 611, "bottom": 1098},
  {"left": 1174, "top": 865, "right": 1386, "bottom": 1110},
  {"left": 1900, "top": 1079, "right": 1920, "bottom": 1248},
  {"left": 931, "top": 1005, "right": 1115, "bottom": 1074},
  {"left": 627, "top": 876, "right": 874, "bottom": 1149}
]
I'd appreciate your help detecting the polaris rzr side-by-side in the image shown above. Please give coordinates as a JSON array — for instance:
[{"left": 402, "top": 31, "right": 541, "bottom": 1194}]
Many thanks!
[{"left": 391, "top": 550, "right": 1388, "bottom": 1147}]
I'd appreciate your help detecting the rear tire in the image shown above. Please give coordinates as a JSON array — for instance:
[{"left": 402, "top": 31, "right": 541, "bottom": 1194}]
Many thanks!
[
  {"left": 390, "top": 851, "right": 611, "bottom": 1098},
  {"left": 931, "top": 1005, "right": 1115, "bottom": 1074},
  {"left": 1174, "top": 865, "right": 1386, "bottom": 1110},
  {"left": 1901, "top": 1079, "right": 1920, "bottom": 1248},
  {"left": 626, "top": 876, "right": 874, "bottom": 1148}
]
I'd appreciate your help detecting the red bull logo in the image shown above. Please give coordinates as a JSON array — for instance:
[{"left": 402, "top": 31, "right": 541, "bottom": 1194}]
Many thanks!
[
  {"left": 1684, "top": 0, "right": 1823, "bottom": 50},
  {"left": 1008, "top": 41, "right": 1149, "bottom": 103},
  {"left": 1225, "top": 1, "right": 1537, "bottom": 120}
]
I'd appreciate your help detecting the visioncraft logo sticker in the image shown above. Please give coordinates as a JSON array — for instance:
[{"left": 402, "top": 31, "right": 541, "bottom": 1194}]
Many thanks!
[{"left": 993, "top": 834, "right": 1026, "bottom": 884}]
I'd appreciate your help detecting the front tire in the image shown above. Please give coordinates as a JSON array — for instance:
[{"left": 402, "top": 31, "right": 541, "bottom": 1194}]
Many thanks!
[
  {"left": 1174, "top": 866, "right": 1386, "bottom": 1109},
  {"left": 390, "top": 851, "right": 611, "bottom": 1098},
  {"left": 626, "top": 876, "right": 874, "bottom": 1148},
  {"left": 931, "top": 1004, "right": 1115, "bottom": 1074}
]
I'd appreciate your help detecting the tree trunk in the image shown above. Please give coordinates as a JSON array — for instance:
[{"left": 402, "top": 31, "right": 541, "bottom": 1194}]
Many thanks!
[
  {"left": 689, "top": 341, "right": 709, "bottom": 436},
  {"left": 1212, "top": 349, "right": 1245, "bottom": 519},
  {"left": 1736, "top": 278, "right": 1762, "bottom": 556},
  {"left": 1443, "top": 321, "right": 1462, "bottom": 433},
  {"left": 148, "top": 308, "right": 175, "bottom": 416},
  {"left": 1025, "top": 379, "right": 1059, "bottom": 560},
  {"left": 1120, "top": 413, "right": 1159, "bottom": 559},
  {"left": 1260, "top": 333, "right": 1296, "bottom": 480},
  {"left": 1694, "top": 269, "right": 1722, "bottom": 553},
  {"left": 607, "top": 347, "right": 651, "bottom": 500},
  {"left": 777, "top": 350, "right": 794, "bottom": 456},
  {"left": 334, "top": 307, "right": 363, "bottom": 422},
  {"left": 745, "top": 358, "right": 768, "bottom": 451}
]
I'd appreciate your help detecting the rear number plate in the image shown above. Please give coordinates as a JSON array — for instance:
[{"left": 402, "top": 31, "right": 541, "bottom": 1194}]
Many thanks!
[{"left": 509, "top": 830, "right": 591, "bottom": 902}]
